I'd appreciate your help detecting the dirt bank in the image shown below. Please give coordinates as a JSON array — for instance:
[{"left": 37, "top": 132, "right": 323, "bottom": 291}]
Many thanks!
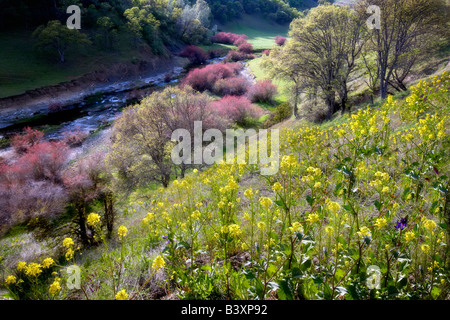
[{"left": 0, "top": 55, "right": 187, "bottom": 120}]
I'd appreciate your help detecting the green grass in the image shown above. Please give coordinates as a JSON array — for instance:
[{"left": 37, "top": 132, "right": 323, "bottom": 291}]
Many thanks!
[
  {"left": 0, "top": 30, "right": 148, "bottom": 98},
  {"left": 217, "top": 14, "right": 289, "bottom": 50}
]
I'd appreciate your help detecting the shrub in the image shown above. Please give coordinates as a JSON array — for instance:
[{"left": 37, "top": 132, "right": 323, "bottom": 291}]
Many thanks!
[
  {"left": 16, "top": 141, "right": 68, "bottom": 184},
  {"left": 211, "top": 32, "right": 248, "bottom": 45},
  {"left": 62, "top": 127, "right": 88, "bottom": 148},
  {"left": 233, "top": 36, "right": 248, "bottom": 46},
  {"left": 213, "top": 77, "right": 250, "bottom": 96},
  {"left": 247, "top": 80, "right": 278, "bottom": 103},
  {"left": 182, "top": 62, "right": 243, "bottom": 92},
  {"left": 262, "top": 49, "right": 270, "bottom": 56},
  {"left": 11, "top": 127, "right": 44, "bottom": 154},
  {"left": 262, "top": 102, "right": 292, "bottom": 128},
  {"left": 275, "top": 35, "right": 287, "bottom": 46},
  {"left": 211, "top": 96, "right": 264, "bottom": 126},
  {"left": 179, "top": 45, "right": 209, "bottom": 65},
  {"left": 238, "top": 42, "right": 253, "bottom": 54},
  {"left": 226, "top": 50, "right": 254, "bottom": 62}
]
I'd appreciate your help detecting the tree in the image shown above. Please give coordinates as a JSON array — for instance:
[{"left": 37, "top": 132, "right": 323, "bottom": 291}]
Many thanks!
[
  {"left": 124, "top": 7, "right": 161, "bottom": 49},
  {"left": 176, "top": 0, "right": 211, "bottom": 44},
  {"left": 96, "top": 16, "right": 118, "bottom": 50},
  {"left": 356, "top": 0, "right": 448, "bottom": 99},
  {"left": 263, "top": 4, "right": 364, "bottom": 119},
  {"left": 107, "top": 86, "right": 226, "bottom": 188},
  {"left": 32, "top": 20, "right": 91, "bottom": 63}
]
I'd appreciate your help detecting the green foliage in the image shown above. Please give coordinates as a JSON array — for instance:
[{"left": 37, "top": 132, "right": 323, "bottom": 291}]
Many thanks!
[
  {"left": 32, "top": 20, "right": 91, "bottom": 63},
  {"left": 263, "top": 102, "right": 293, "bottom": 128}
]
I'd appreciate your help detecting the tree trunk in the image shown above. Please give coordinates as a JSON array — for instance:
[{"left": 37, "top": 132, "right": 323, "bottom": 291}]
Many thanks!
[
  {"left": 77, "top": 204, "right": 88, "bottom": 246},
  {"left": 104, "top": 192, "right": 114, "bottom": 239},
  {"left": 326, "top": 92, "right": 336, "bottom": 120}
]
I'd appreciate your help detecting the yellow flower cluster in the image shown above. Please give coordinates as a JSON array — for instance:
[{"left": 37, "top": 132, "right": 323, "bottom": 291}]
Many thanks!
[
  {"left": 259, "top": 197, "right": 273, "bottom": 209},
  {"left": 5, "top": 275, "right": 17, "bottom": 285},
  {"left": 357, "top": 226, "right": 371, "bottom": 240},
  {"left": 422, "top": 217, "right": 437, "bottom": 233},
  {"left": 63, "top": 238, "right": 74, "bottom": 249},
  {"left": 25, "top": 263, "right": 43, "bottom": 277},
  {"left": 115, "top": 289, "right": 129, "bottom": 300},
  {"left": 42, "top": 257, "right": 55, "bottom": 269},
  {"left": 289, "top": 222, "right": 303, "bottom": 234},
  {"left": 191, "top": 210, "right": 201, "bottom": 220},
  {"left": 118, "top": 226, "right": 128, "bottom": 240},
  {"left": 87, "top": 213, "right": 101, "bottom": 227},
  {"left": 280, "top": 154, "right": 299, "bottom": 172},
  {"left": 306, "top": 213, "right": 320, "bottom": 224},
  {"left": 49, "top": 278, "right": 62, "bottom": 296},
  {"left": 152, "top": 255, "right": 165, "bottom": 271},
  {"left": 272, "top": 182, "right": 283, "bottom": 193},
  {"left": 374, "top": 217, "right": 387, "bottom": 230}
]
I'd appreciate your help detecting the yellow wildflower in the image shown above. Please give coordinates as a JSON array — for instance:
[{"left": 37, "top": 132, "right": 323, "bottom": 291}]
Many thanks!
[
  {"left": 49, "top": 279, "right": 62, "bottom": 296},
  {"left": 259, "top": 197, "right": 273, "bottom": 209},
  {"left": 42, "top": 258, "right": 54, "bottom": 269},
  {"left": 5, "top": 275, "right": 17, "bottom": 285},
  {"left": 25, "top": 263, "right": 42, "bottom": 277},
  {"left": 272, "top": 182, "right": 283, "bottom": 193},
  {"left": 115, "top": 289, "right": 129, "bottom": 300},
  {"left": 306, "top": 213, "right": 320, "bottom": 224},
  {"left": 228, "top": 224, "right": 242, "bottom": 237},
  {"left": 357, "top": 226, "right": 372, "bottom": 239},
  {"left": 327, "top": 201, "right": 341, "bottom": 213},
  {"left": 87, "top": 213, "right": 100, "bottom": 227},
  {"left": 63, "top": 238, "right": 74, "bottom": 249},
  {"left": 421, "top": 244, "right": 430, "bottom": 254},
  {"left": 118, "top": 226, "right": 128, "bottom": 240},
  {"left": 244, "top": 189, "right": 253, "bottom": 198},
  {"left": 374, "top": 218, "right": 387, "bottom": 230},
  {"left": 423, "top": 219, "right": 437, "bottom": 232},
  {"left": 17, "top": 261, "right": 27, "bottom": 271},
  {"left": 325, "top": 226, "right": 334, "bottom": 235},
  {"left": 289, "top": 222, "right": 303, "bottom": 234},
  {"left": 152, "top": 255, "right": 165, "bottom": 271},
  {"left": 404, "top": 231, "right": 415, "bottom": 243}
]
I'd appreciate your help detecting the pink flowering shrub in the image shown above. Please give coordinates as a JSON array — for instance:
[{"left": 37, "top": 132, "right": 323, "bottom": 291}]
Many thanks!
[
  {"left": 275, "top": 35, "right": 287, "bottom": 46},
  {"left": 211, "top": 96, "right": 264, "bottom": 125},
  {"left": 238, "top": 42, "right": 253, "bottom": 54},
  {"left": 182, "top": 62, "right": 243, "bottom": 92},
  {"left": 179, "top": 45, "right": 209, "bottom": 64},
  {"left": 247, "top": 80, "right": 278, "bottom": 103},
  {"left": 211, "top": 32, "right": 248, "bottom": 45},
  {"left": 213, "top": 77, "right": 250, "bottom": 96}
]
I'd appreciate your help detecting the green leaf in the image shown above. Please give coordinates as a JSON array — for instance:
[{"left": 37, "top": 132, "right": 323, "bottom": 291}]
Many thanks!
[
  {"left": 277, "top": 278, "right": 294, "bottom": 300},
  {"left": 274, "top": 200, "right": 286, "bottom": 209},
  {"left": 306, "top": 195, "right": 314, "bottom": 206},
  {"left": 374, "top": 200, "right": 382, "bottom": 211}
]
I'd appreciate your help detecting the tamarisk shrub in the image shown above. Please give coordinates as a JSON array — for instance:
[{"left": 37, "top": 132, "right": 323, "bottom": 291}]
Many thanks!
[
  {"left": 211, "top": 95, "right": 264, "bottom": 126},
  {"left": 247, "top": 80, "right": 278, "bottom": 104},
  {"left": 182, "top": 62, "right": 243, "bottom": 92},
  {"left": 179, "top": 45, "right": 209, "bottom": 65},
  {"left": 275, "top": 35, "right": 287, "bottom": 46},
  {"left": 213, "top": 77, "right": 250, "bottom": 96},
  {"left": 211, "top": 32, "right": 248, "bottom": 45},
  {"left": 11, "top": 127, "right": 44, "bottom": 154},
  {"left": 238, "top": 42, "right": 253, "bottom": 54}
]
